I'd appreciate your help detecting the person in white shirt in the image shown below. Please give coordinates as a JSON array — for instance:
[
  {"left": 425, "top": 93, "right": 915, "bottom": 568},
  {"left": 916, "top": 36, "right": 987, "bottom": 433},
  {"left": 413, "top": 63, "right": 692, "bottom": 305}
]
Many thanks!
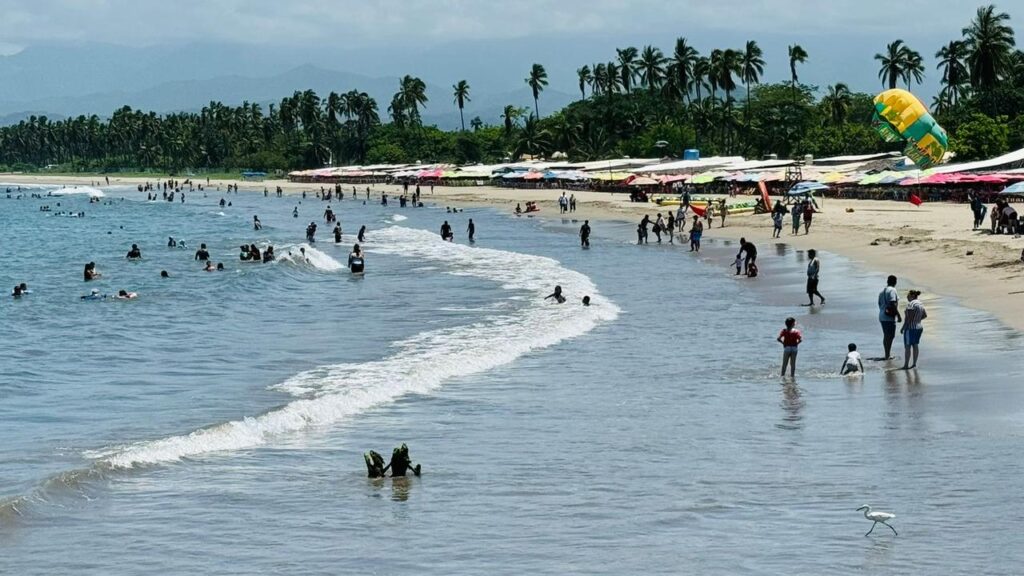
[
  {"left": 841, "top": 343, "right": 864, "bottom": 375},
  {"left": 901, "top": 290, "right": 928, "bottom": 370}
]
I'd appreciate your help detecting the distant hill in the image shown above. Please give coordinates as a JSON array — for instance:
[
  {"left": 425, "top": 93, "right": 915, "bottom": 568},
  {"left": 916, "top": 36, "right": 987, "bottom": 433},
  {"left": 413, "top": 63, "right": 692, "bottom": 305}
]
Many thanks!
[{"left": 0, "top": 64, "right": 576, "bottom": 131}]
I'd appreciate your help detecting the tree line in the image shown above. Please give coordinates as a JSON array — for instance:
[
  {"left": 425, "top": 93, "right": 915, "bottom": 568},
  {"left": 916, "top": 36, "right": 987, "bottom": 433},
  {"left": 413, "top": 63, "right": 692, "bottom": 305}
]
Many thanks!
[{"left": 1, "top": 4, "right": 1022, "bottom": 173}]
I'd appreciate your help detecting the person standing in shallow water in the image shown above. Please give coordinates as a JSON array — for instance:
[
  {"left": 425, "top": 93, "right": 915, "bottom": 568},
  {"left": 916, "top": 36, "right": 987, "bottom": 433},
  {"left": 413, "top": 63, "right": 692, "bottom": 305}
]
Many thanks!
[
  {"left": 901, "top": 290, "right": 927, "bottom": 370},
  {"left": 579, "top": 220, "right": 591, "bottom": 248},
  {"left": 878, "top": 275, "right": 902, "bottom": 361},
  {"left": 467, "top": 219, "right": 475, "bottom": 243},
  {"left": 777, "top": 317, "right": 802, "bottom": 378},
  {"left": 804, "top": 249, "right": 825, "bottom": 306}
]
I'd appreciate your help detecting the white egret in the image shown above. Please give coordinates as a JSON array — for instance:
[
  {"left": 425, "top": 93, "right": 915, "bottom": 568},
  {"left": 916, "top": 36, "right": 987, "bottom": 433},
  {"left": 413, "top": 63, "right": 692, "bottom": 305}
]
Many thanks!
[{"left": 857, "top": 505, "right": 897, "bottom": 536}]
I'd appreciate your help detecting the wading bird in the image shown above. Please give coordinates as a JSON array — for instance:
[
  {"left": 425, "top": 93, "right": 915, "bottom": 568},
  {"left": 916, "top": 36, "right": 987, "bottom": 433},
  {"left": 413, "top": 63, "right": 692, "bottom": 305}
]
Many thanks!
[{"left": 857, "top": 505, "right": 897, "bottom": 536}]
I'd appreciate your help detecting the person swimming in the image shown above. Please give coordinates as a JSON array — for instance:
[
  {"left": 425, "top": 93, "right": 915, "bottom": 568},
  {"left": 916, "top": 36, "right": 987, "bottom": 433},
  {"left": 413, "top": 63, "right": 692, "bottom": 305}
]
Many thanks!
[
  {"left": 263, "top": 246, "right": 275, "bottom": 263},
  {"left": 440, "top": 220, "right": 454, "bottom": 241},
  {"left": 240, "top": 245, "right": 252, "bottom": 261},
  {"left": 204, "top": 260, "right": 216, "bottom": 271},
  {"left": 253, "top": 215, "right": 262, "bottom": 230},
  {"left": 81, "top": 288, "right": 106, "bottom": 300},
  {"left": 545, "top": 285, "right": 566, "bottom": 304},
  {"left": 126, "top": 244, "right": 142, "bottom": 259},
  {"left": 115, "top": 289, "right": 138, "bottom": 299},
  {"left": 216, "top": 262, "right": 225, "bottom": 271},
  {"left": 167, "top": 236, "right": 177, "bottom": 247},
  {"left": 160, "top": 270, "right": 170, "bottom": 278},
  {"left": 582, "top": 295, "right": 591, "bottom": 306},
  {"left": 348, "top": 244, "right": 365, "bottom": 274}
]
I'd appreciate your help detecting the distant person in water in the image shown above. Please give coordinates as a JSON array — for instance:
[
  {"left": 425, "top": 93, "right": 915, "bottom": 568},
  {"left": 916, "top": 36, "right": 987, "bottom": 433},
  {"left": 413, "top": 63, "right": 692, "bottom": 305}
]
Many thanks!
[
  {"left": 253, "top": 215, "right": 262, "bottom": 231},
  {"left": 440, "top": 221, "right": 454, "bottom": 242},
  {"left": 115, "top": 289, "right": 137, "bottom": 299},
  {"left": 306, "top": 222, "right": 317, "bottom": 243},
  {"left": 293, "top": 206, "right": 299, "bottom": 218},
  {"left": 263, "top": 246, "right": 275, "bottom": 263},
  {"left": 580, "top": 220, "right": 591, "bottom": 247},
  {"left": 84, "top": 262, "right": 101, "bottom": 281},
  {"left": 467, "top": 219, "right": 475, "bottom": 243},
  {"left": 167, "top": 236, "right": 177, "bottom": 247},
  {"left": 545, "top": 285, "right": 566, "bottom": 304},
  {"left": 348, "top": 244, "right": 365, "bottom": 274},
  {"left": 126, "top": 244, "right": 142, "bottom": 259},
  {"left": 195, "top": 243, "right": 210, "bottom": 261},
  {"left": 204, "top": 260, "right": 216, "bottom": 271},
  {"left": 358, "top": 225, "right": 366, "bottom": 243},
  {"left": 582, "top": 295, "right": 591, "bottom": 306},
  {"left": 333, "top": 223, "right": 342, "bottom": 243},
  {"left": 81, "top": 288, "right": 106, "bottom": 300},
  {"left": 160, "top": 270, "right": 169, "bottom": 278}
]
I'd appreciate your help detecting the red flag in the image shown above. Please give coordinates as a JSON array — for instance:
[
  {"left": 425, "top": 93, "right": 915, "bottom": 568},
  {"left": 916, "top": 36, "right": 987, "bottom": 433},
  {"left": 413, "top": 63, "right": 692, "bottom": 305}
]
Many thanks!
[
  {"left": 909, "top": 193, "right": 923, "bottom": 206},
  {"left": 689, "top": 203, "right": 707, "bottom": 217}
]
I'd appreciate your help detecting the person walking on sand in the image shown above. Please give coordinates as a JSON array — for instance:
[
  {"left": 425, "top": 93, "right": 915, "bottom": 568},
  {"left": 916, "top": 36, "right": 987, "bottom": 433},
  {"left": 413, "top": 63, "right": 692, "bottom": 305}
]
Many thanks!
[
  {"left": 802, "top": 200, "right": 815, "bottom": 234},
  {"left": 804, "top": 249, "right": 825, "bottom": 306},
  {"left": 777, "top": 317, "right": 802, "bottom": 378},
  {"left": 900, "top": 290, "right": 927, "bottom": 370},
  {"left": 791, "top": 202, "right": 802, "bottom": 235},
  {"left": 718, "top": 198, "right": 727, "bottom": 228},
  {"left": 878, "top": 275, "right": 902, "bottom": 360}
]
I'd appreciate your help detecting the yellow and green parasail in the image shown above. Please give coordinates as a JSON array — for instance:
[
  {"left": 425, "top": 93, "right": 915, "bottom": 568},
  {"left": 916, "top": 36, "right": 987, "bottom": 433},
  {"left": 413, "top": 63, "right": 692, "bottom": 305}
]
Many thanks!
[{"left": 872, "top": 89, "right": 948, "bottom": 169}]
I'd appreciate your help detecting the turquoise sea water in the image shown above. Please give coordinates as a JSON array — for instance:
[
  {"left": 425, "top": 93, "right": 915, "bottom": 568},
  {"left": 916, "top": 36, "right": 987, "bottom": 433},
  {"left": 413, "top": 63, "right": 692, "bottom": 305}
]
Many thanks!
[{"left": 1, "top": 183, "right": 1023, "bottom": 574}]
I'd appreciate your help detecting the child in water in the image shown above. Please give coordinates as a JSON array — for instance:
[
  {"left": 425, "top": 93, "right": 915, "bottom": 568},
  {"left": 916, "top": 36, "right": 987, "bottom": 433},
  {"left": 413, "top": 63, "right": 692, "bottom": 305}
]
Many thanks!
[
  {"left": 777, "top": 317, "right": 802, "bottom": 378},
  {"left": 841, "top": 343, "right": 864, "bottom": 375},
  {"left": 734, "top": 254, "right": 743, "bottom": 275},
  {"left": 545, "top": 286, "right": 566, "bottom": 304}
]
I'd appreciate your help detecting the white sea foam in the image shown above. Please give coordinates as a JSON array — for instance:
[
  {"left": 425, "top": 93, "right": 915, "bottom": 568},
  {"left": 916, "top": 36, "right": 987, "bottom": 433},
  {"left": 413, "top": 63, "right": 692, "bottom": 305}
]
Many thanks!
[
  {"left": 47, "top": 186, "right": 105, "bottom": 198},
  {"left": 391, "top": 214, "right": 408, "bottom": 222},
  {"left": 91, "top": 226, "right": 618, "bottom": 468},
  {"left": 273, "top": 243, "right": 344, "bottom": 272}
]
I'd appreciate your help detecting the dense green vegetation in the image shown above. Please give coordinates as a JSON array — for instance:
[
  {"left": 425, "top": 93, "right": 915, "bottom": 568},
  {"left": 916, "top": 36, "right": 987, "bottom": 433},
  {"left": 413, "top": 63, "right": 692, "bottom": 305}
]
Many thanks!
[{"left": 1, "top": 4, "right": 1022, "bottom": 173}]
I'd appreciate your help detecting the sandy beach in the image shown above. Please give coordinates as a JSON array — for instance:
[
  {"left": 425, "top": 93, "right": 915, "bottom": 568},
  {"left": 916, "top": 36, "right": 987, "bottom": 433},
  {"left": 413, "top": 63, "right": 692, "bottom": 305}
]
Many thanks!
[{"left": 5, "top": 172, "right": 1023, "bottom": 330}]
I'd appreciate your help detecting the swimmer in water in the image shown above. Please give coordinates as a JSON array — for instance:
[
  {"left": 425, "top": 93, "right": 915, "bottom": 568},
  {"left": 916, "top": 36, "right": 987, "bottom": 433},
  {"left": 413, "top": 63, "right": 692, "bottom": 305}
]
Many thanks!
[
  {"left": 348, "top": 244, "right": 365, "bottom": 274},
  {"left": 81, "top": 288, "right": 106, "bottom": 300},
  {"left": 582, "top": 296, "right": 591, "bottom": 306},
  {"left": 195, "top": 244, "right": 210, "bottom": 261},
  {"left": 240, "top": 245, "right": 252, "bottom": 261},
  {"left": 544, "top": 285, "right": 566, "bottom": 304},
  {"left": 204, "top": 260, "right": 215, "bottom": 272},
  {"left": 358, "top": 225, "right": 366, "bottom": 243},
  {"left": 333, "top": 223, "right": 342, "bottom": 243},
  {"left": 840, "top": 343, "right": 864, "bottom": 375},
  {"left": 126, "top": 244, "right": 142, "bottom": 260},
  {"left": 12, "top": 285, "right": 23, "bottom": 298},
  {"left": 253, "top": 215, "right": 262, "bottom": 231},
  {"left": 167, "top": 236, "right": 177, "bottom": 247},
  {"left": 263, "top": 246, "right": 275, "bottom": 263},
  {"left": 115, "top": 289, "right": 138, "bottom": 299},
  {"left": 440, "top": 220, "right": 454, "bottom": 242},
  {"left": 293, "top": 207, "right": 299, "bottom": 218},
  {"left": 160, "top": 270, "right": 170, "bottom": 278},
  {"left": 216, "top": 262, "right": 225, "bottom": 271},
  {"left": 84, "top": 262, "right": 101, "bottom": 281}
]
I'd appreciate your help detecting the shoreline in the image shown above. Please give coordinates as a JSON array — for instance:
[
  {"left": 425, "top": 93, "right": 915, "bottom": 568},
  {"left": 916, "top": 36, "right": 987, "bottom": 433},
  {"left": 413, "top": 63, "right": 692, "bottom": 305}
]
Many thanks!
[{"left": 4, "top": 172, "right": 1023, "bottom": 331}]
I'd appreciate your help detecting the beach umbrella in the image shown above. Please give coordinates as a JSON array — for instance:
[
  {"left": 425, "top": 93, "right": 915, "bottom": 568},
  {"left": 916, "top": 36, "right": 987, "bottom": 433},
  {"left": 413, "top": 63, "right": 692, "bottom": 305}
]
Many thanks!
[
  {"left": 1000, "top": 182, "right": 1024, "bottom": 196},
  {"left": 630, "top": 176, "right": 660, "bottom": 186}
]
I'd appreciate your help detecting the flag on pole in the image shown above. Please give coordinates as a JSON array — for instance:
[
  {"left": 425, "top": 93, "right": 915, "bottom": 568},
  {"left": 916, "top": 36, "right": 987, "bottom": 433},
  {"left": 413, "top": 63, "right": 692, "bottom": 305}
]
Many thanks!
[{"left": 909, "top": 192, "right": 923, "bottom": 206}]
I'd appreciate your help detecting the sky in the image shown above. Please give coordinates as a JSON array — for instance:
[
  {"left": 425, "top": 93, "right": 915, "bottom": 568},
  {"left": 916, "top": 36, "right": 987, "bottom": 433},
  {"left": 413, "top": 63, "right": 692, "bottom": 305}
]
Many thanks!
[
  {"left": 0, "top": 0, "right": 1017, "bottom": 120},
  {"left": 0, "top": 0, "right": 999, "bottom": 51}
]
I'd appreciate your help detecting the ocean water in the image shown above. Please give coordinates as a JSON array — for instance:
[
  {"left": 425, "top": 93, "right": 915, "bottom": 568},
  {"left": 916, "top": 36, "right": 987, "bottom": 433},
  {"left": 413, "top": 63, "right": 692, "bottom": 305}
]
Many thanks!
[{"left": 1, "top": 183, "right": 1023, "bottom": 575}]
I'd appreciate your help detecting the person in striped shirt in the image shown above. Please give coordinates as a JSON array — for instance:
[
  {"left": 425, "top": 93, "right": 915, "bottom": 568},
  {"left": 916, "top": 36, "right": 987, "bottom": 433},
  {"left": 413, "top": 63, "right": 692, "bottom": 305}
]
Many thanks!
[{"left": 900, "top": 290, "right": 928, "bottom": 370}]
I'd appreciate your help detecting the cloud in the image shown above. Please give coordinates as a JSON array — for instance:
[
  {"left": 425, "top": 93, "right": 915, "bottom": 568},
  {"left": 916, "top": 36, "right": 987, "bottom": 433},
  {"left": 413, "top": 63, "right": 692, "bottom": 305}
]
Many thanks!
[{"left": 0, "top": 0, "right": 1003, "bottom": 48}]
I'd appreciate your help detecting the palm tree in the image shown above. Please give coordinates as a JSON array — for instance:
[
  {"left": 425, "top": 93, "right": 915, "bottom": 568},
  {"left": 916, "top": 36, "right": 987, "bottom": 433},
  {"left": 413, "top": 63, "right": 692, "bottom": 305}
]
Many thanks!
[
  {"left": 717, "top": 48, "right": 741, "bottom": 106},
  {"left": 577, "top": 65, "right": 593, "bottom": 100},
  {"left": 525, "top": 63, "right": 548, "bottom": 119},
  {"left": 903, "top": 47, "right": 925, "bottom": 88},
  {"left": 670, "top": 38, "right": 699, "bottom": 103},
  {"left": 605, "top": 61, "right": 623, "bottom": 95},
  {"left": 692, "top": 56, "right": 711, "bottom": 104},
  {"left": 501, "top": 105, "right": 521, "bottom": 135},
  {"left": 821, "top": 83, "right": 853, "bottom": 124},
  {"left": 936, "top": 40, "right": 970, "bottom": 105},
  {"left": 788, "top": 44, "right": 808, "bottom": 102},
  {"left": 514, "top": 115, "right": 551, "bottom": 159},
  {"left": 397, "top": 76, "right": 428, "bottom": 125},
  {"left": 638, "top": 45, "right": 667, "bottom": 92},
  {"left": 617, "top": 47, "right": 639, "bottom": 92},
  {"left": 452, "top": 80, "right": 471, "bottom": 131},
  {"left": 875, "top": 40, "right": 908, "bottom": 89},
  {"left": 963, "top": 4, "right": 1016, "bottom": 88},
  {"left": 740, "top": 40, "right": 765, "bottom": 113},
  {"left": 592, "top": 63, "right": 607, "bottom": 97}
]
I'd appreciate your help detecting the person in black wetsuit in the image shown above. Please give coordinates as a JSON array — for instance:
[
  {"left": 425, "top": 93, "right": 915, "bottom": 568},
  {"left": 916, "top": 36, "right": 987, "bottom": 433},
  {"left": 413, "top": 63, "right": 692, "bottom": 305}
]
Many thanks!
[
  {"left": 126, "top": 244, "right": 142, "bottom": 259},
  {"left": 467, "top": 219, "right": 475, "bottom": 243},
  {"left": 263, "top": 246, "right": 275, "bottom": 263},
  {"left": 358, "top": 225, "right": 366, "bottom": 243},
  {"left": 580, "top": 220, "right": 591, "bottom": 247},
  {"left": 333, "top": 223, "right": 342, "bottom": 243},
  {"left": 440, "top": 221, "right": 454, "bottom": 242},
  {"left": 195, "top": 243, "right": 210, "bottom": 261},
  {"left": 348, "top": 244, "right": 365, "bottom": 274},
  {"left": 737, "top": 238, "right": 757, "bottom": 275},
  {"left": 639, "top": 215, "right": 651, "bottom": 244},
  {"left": 382, "top": 444, "right": 421, "bottom": 477},
  {"left": 545, "top": 285, "right": 566, "bottom": 304}
]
